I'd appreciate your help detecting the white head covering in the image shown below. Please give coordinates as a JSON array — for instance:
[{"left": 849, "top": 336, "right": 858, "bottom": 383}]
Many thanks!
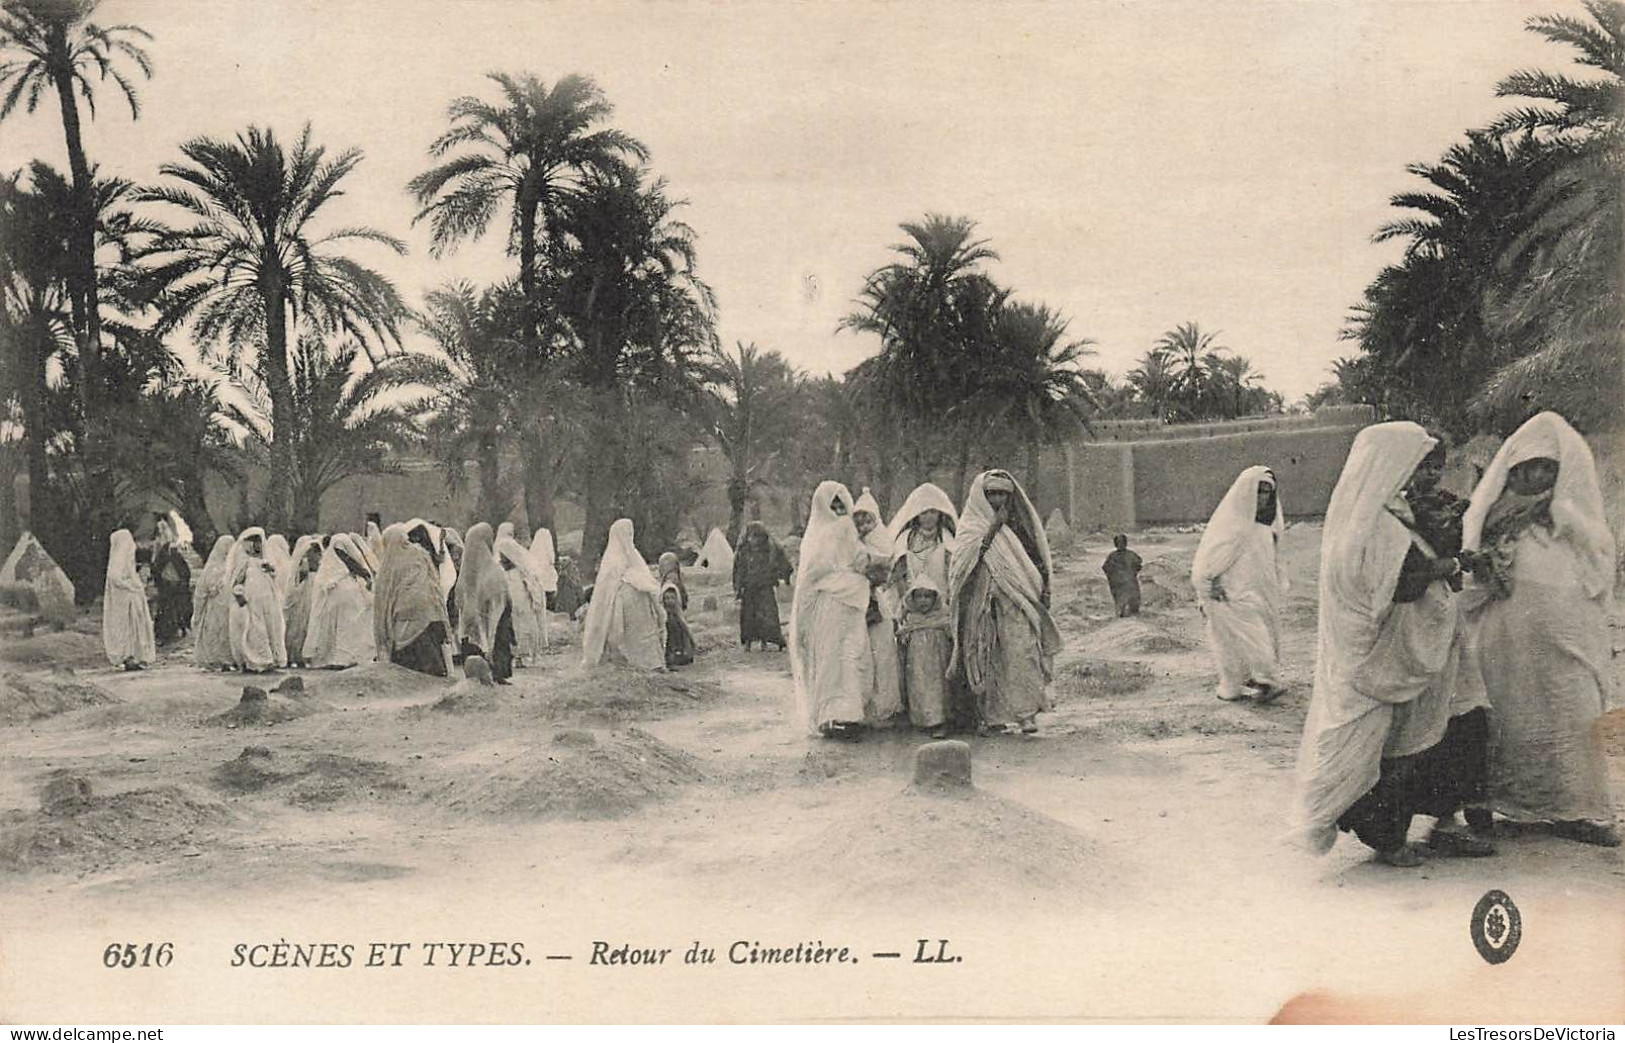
[
  {"left": 263, "top": 534, "right": 294, "bottom": 598},
  {"left": 289, "top": 534, "right": 321, "bottom": 581},
  {"left": 496, "top": 533, "right": 549, "bottom": 608},
  {"left": 582, "top": 518, "right": 659, "bottom": 666},
  {"left": 1462, "top": 411, "right": 1615, "bottom": 599},
  {"left": 154, "top": 519, "right": 175, "bottom": 548},
  {"left": 1191, "top": 465, "right": 1284, "bottom": 589},
  {"left": 454, "top": 522, "right": 508, "bottom": 655},
  {"left": 167, "top": 510, "right": 193, "bottom": 549},
  {"left": 1292, "top": 421, "right": 1438, "bottom": 854},
  {"left": 585, "top": 513, "right": 659, "bottom": 666},
  {"left": 948, "top": 469, "right": 1052, "bottom": 608},
  {"left": 227, "top": 526, "right": 268, "bottom": 588},
  {"left": 497, "top": 521, "right": 516, "bottom": 543},
  {"left": 788, "top": 481, "right": 870, "bottom": 718},
  {"left": 852, "top": 487, "right": 883, "bottom": 522},
  {"left": 105, "top": 529, "right": 144, "bottom": 595},
  {"left": 885, "top": 482, "right": 958, "bottom": 556},
  {"left": 529, "top": 528, "right": 560, "bottom": 592}
]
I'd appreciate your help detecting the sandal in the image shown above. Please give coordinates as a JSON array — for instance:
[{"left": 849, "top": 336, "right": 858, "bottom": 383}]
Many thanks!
[
  {"left": 1427, "top": 829, "right": 1496, "bottom": 857},
  {"left": 1377, "top": 844, "right": 1425, "bottom": 868}
]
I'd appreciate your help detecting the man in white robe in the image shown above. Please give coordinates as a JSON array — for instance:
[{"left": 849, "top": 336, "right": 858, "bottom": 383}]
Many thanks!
[{"left": 1192, "top": 466, "right": 1286, "bottom": 702}]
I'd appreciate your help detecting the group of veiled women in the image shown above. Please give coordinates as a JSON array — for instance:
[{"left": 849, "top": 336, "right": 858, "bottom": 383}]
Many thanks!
[
  {"left": 104, "top": 516, "right": 566, "bottom": 681},
  {"left": 1188, "top": 411, "right": 1618, "bottom": 865},
  {"left": 790, "top": 469, "right": 1058, "bottom": 742}
]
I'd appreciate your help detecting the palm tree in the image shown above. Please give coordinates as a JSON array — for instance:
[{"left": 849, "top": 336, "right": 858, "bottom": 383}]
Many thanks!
[
  {"left": 1476, "top": 1, "right": 1623, "bottom": 431},
  {"left": 378, "top": 281, "right": 519, "bottom": 523},
  {"left": 968, "top": 300, "right": 1096, "bottom": 503},
  {"left": 840, "top": 213, "right": 1004, "bottom": 483},
  {"left": 408, "top": 71, "right": 647, "bottom": 339},
  {"left": 1153, "top": 321, "right": 1228, "bottom": 420},
  {"left": 136, "top": 124, "right": 407, "bottom": 528},
  {"left": 0, "top": 0, "right": 151, "bottom": 422},
  {"left": 105, "top": 376, "right": 239, "bottom": 551},
  {"left": 550, "top": 167, "right": 717, "bottom": 562},
  {"left": 221, "top": 338, "right": 420, "bottom": 534},
  {"left": 705, "top": 341, "right": 802, "bottom": 544},
  {"left": 1125, "top": 348, "right": 1177, "bottom": 420}
]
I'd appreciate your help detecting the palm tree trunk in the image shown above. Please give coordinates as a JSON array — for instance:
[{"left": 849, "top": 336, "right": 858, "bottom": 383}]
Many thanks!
[
  {"left": 476, "top": 434, "right": 502, "bottom": 523},
  {"left": 517, "top": 188, "right": 539, "bottom": 342},
  {"left": 262, "top": 279, "right": 296, "bottom": 530},
  {"left": 21, "top": 321, "right": 52, "bottom": 534},
  {"left": 46, "top": 39, "right": 101, "bottom": 427},
  {"left": 952, "top": 433, "right": 973, "bottom": 506},
  {"left": 520, "top": 426, "right": 557, "bottom": 534},
  {"left": 1025, "top": 439, "right": 1041, "bottom": 511}
]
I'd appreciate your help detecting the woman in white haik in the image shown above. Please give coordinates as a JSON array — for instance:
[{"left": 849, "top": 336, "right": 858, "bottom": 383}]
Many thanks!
[
  {"left": 192, "top": 534, "right": 237, "bottom": 670},
  {"left": 1461, "top": 411, "right": 1619, "bottom": 847},
  {"left": 529, "top": 528, "right": 561, "bottom": 648},
  {"left": 851, "top": 487, "right": 903, "bottom": 725},
  {"left": 949, "top": 469, "right": 1059, "bottom": 735},
  {"left": 227, "top": 527, "right": 287, "bottom": 673},
  {"left": 303, "top": 533, "right": 377, "bottom": 669},
  {"left": 1191, "top": 466, "right": 1287, "bottom": 702},
  {"left": 1293, "top": 422, "right": 1478, "bottom": 867},
  {"left": 581, "top": 518, "right": 666, "bottom": 671},
  {"left": 790, "top": 481, "right": 874, "bottom": 740},
  {"left": 496, "top": 531, "right": 550, "bottom": 666},
  {"left": 102, "top": 529, "right": 156, "bottom": 670}
]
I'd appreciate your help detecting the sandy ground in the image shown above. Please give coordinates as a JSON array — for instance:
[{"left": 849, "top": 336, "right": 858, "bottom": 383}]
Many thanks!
[{"left": 1, "top": 525, "right": 1621, "bottom": 1024}]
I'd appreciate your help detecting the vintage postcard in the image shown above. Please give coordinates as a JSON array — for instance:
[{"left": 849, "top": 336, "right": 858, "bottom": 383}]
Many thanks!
[{"left": 0, "top": 0, "right": 1620, "bottom": 1026}]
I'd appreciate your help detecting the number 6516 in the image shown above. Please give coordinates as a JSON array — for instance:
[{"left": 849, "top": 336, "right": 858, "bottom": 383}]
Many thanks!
[{"left": 103, "top": 942, "right": 173, "bottom": 968}]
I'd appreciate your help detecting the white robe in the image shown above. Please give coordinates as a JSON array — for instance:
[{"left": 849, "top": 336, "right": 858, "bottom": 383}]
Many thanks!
[
  {"left": 304, "top": 536, "right": 376, "bottom": 668},
  {"left": 582, "top": 519, "right": 665, "bottom": 670},
  {"left": 102, "top": 530, "right": 156, "bottom": 666},
  {"left": 228, "top": 529, "right": 287, "bottom": 672},
  {"left": 1192, "top": 466, "right": 1285, "bottom": 698},
  {"left": 790, "top": 481, "right": 872, "bottom": 732}
]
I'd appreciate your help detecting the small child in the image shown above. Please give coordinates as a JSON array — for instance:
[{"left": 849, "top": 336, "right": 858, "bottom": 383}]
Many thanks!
[
  {"left": 897, "top": 576, "right": 955, "bottom": 738},
  {"left": 662, "top": 582, "right": 697, "bottom": 668},
  {"left": 1102, "top": 534, "right": 1143, "bottom": 617}
]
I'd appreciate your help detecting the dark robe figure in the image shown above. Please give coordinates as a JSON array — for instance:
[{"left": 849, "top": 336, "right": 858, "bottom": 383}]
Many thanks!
[
  {"left": 393, "top": 524, "right": 451, "bottom": 677},
  {"left": 551, "top": 555, "right": 585, "bottom": 618},
  {"left": 151, "top": 540, "right": 194, "bottom": 643},
  {"left": 662, "top": 583, "right": 697, "bottom": 668},
  {"left": 732, "top": 521, "right": 791, "bottom": 650},
  {"left": 1101, "top": 534, "right": 1142, "bottom": 617}
]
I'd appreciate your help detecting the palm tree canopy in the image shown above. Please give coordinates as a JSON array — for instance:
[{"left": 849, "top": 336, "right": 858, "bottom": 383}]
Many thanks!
[
  {"left": 0, "top": 0, "right": 152, "bottom": 123},
  {"left": 135, "top": 123, "right": 408, "bottom": 370}
]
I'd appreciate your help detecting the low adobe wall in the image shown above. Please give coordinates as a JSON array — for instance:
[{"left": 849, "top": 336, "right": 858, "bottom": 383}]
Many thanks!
[{"left": 1065, "top": 413, "right": 1375, "bottom": 531}]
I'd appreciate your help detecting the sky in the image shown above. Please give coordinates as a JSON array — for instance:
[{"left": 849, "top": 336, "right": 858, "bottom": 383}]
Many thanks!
[{"left": 0, "top": 0, "right": 1583, "bottom": 400}]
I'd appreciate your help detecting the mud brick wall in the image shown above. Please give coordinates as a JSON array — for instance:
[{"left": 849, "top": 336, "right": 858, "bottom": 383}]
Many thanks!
[{"left": 1130, "top": 425, "right": 1367, "bottom": 525}]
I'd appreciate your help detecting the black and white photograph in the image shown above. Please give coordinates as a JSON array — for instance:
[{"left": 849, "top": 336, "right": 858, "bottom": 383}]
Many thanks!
[{"left": 0, "top": 0, "right": 1621, "bottom": 1027}]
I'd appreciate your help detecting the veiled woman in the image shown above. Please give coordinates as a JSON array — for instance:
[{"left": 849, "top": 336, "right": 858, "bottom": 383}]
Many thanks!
[
  {"left": 454, "top": 522, "right": 515, "bottom": 682},
  {"left": 529, "top": 528, "right": 561, "bottom": 642},
  {"left": 582, "top": 518, "right": 666, "bottom": 671},
  {"left": 949, "top": 470, "right": 1059, "bottom": 735},
  {"left": 103, "top": 529, "right": 156, "bottom": 670},
  {"left": 1293, "top": 422, "right": 1485, "bottom": 867},
  {"left": 887, "top": 482, "right": 959, "bottom": 735},
  {"left": 150, "top": 518, "right": 193, "bottom": 644},
  {"left": 263, "top": 533, "right": 295, "bottom": 601},
  {"left": 281, "top": 535, "right": 324, "bottom": 667},
  {"left": 375, "top": 524, "right": 452, "bottom": 676},
  {"left": 1192, "top": 466, "right": 1287, "bottom": 702},
  {"left": 191, "top": 535, "right": 236, "bottom": 670},
  {"left": 733, "top": 521, "right": 792, "bottom": 651},
  {"left": 227, "top": 527, "right": 287, "bottom": 673},
  {"left": 303, "top": 533, "right": 377, "bottom": 669},
  {"left": 497, "top": 532, "right": 550, "bottom": 666},
  {"left": 1462, "top": 412, "right": 1619, "bottom": 847},
  {"left": 851, "top": 488, "right": 903, "bottom": 725},
  {"left": 790, "top": 481, "right": 873, "bottom": 739}
]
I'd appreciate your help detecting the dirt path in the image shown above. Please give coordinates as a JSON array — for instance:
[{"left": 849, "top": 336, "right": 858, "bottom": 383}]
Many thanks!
[{"left": 1, "top": 527, "right": 1620, "bottom": 1023}]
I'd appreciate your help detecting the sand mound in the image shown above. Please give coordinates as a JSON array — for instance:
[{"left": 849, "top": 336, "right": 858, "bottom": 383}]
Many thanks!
[
  {"left": 531, "top": 667, "right": 724, "bottom": 721},
  {"left": 206, "top": 686, "right": 326, "bottom": 728},
  {"left": 423, "top": 680, "right": 503, "bottom": 715},
  {"left": 0, "top": 669, "right": 115, "bottom": 725},
  {"left": 1137, "top": 555, "right": 1195, "bottom": 608},
  {"left": 0, "top": 778, "right": 232, "bottom": 873},
  {"left": 212, "top": 746, "right": 405, "bottom": 806},
  {"left": 1057, "top": 658, "right": 1155, "bottom": 699},
  {"left": 759, "top": 786, "right": 1126, "bottom": 914},
  {"left": 453, "top": 727, "right": 704, "bottom": 820},
  {"left": 0, "top": 627, "right": 104, "bottom": 670},
  {"left": 302, "top": 661, "right": 449, "bottom": 702}
]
